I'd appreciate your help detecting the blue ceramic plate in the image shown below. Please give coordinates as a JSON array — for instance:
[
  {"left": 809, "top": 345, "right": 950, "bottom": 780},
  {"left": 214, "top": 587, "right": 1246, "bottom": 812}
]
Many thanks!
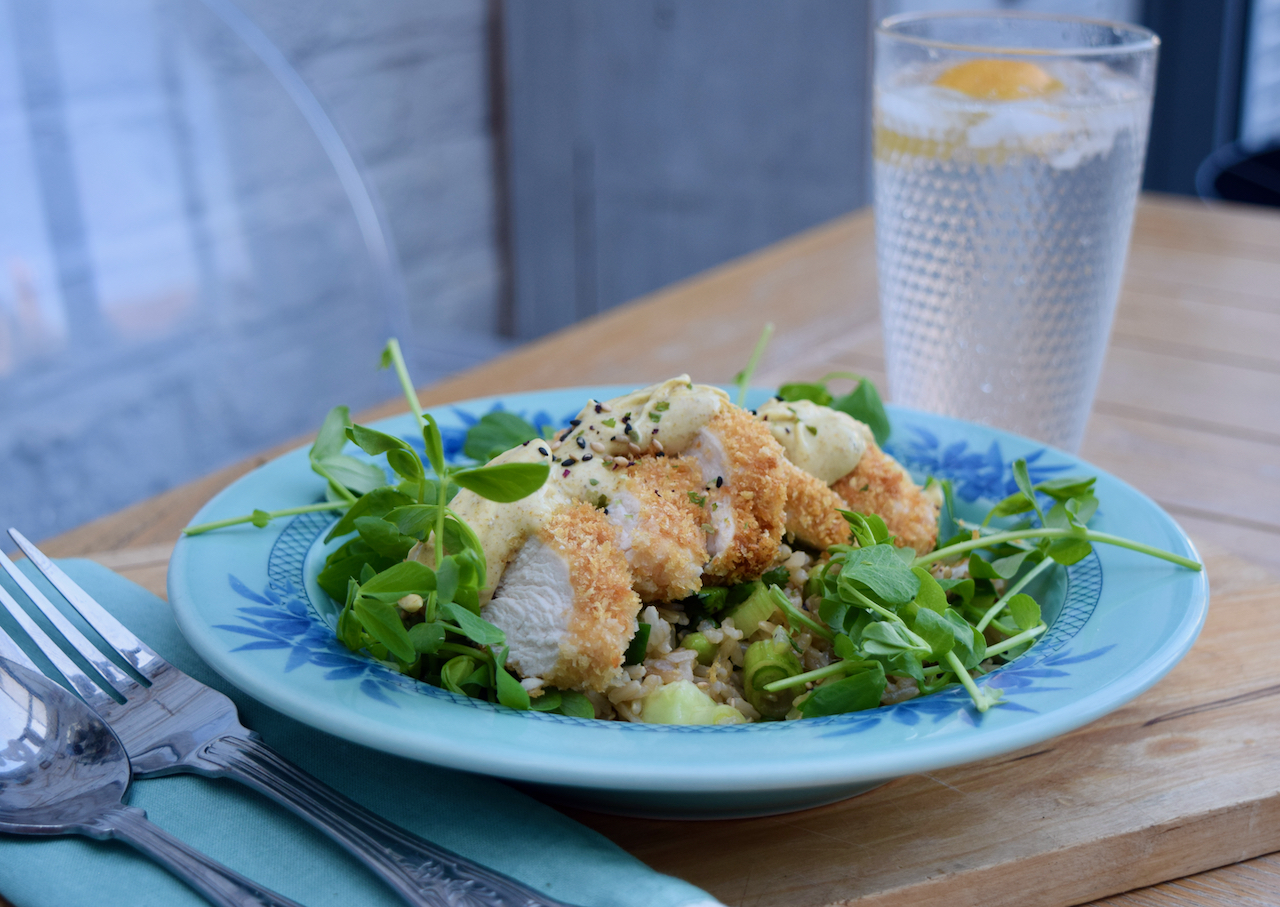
[{"left": 168, "top": 387, "right": 1208, "bottom": 818}]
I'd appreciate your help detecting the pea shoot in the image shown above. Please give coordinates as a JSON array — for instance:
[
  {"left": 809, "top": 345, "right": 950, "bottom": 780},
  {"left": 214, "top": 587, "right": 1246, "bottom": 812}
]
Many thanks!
[
  {"left": 186, "top": 340, "right": 588, "bottom": 714},
  {"left": 757, "top": 459, "right": 1200, "bottom": 716}
]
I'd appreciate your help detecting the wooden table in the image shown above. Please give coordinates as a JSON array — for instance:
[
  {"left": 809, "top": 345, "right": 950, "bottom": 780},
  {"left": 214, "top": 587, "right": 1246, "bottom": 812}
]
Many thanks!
[{"left": 39, "top": 193, "right": 1280, "bottom": 906}]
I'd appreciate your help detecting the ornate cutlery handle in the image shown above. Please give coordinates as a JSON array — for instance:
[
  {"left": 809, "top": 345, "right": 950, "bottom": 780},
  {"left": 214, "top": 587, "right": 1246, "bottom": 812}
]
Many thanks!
[
  {"left": 96, "top": 805, "right": 304, "bottom": 907},
  {"left": 200, "top": 733, "right": 577, "bottom": 907}
]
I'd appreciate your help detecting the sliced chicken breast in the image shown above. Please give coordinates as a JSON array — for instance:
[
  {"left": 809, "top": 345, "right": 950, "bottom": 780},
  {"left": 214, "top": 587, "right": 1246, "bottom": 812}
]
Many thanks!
[
  {"left": 777, "top": 459, "right": 854, "bottom": 551},
  {"left": 606, "top": 456, "right": 708, "bottom": 602},
  {"left": 756, "top": 397, "right": 939, "bottom": 553},
  {"left": 832, "top": 441, "right": 940, "bottom": 552},
  {"left": 484, "top": 503, "right": 639, "bottom": 692},
  {"left": 685, "top": 406, "right": 788, "bottom": 584},
  {"left": 428, "top": 377, "right": 939, "bottom": 698}
]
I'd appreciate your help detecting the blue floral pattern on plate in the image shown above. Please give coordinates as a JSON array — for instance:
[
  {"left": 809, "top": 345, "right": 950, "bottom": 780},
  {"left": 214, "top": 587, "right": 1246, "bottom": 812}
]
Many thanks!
[{"left": 885, "top": 425, "right": 1072, "bottom": 503}]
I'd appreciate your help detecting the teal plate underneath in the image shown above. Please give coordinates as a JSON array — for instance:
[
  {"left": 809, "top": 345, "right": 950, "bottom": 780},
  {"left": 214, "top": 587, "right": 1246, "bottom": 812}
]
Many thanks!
[{"left": 168, "top": 387, "right": 1208, "bottom": 818}]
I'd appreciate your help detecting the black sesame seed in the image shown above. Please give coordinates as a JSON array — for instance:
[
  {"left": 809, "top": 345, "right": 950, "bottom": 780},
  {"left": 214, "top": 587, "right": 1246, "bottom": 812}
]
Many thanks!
[
  {"left": 538, "top": 447, "right": 549, "bottom": 456},
  {"left": 570, "top": 419, "right": 582, "bottom": 427},
  {"left": 716, "top": 476, "right": 723, "bottom": 487},
  {"left": 562, "top": 456, "right": 577, "bottom": 466},
  {"left": 582, "top": 453, "right": 593, "bottom": 461},
  {"left": 656, "top": 450, "right": 666, "bottom": 457},
  {"left": 576, "top": 436, "right": 586, "bottom": 449}
]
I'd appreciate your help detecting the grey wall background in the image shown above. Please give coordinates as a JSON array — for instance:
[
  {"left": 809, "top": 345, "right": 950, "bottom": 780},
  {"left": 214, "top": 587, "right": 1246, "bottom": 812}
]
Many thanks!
[
  {"left": 502, "top": 0, "right": 1145, "bottom": 341},
  {"left": 503, "top": 0, "right": 873, "bottom": 339}
]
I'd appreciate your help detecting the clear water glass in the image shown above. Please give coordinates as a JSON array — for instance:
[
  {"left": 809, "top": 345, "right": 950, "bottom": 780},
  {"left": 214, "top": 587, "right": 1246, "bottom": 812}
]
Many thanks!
[{"left": 873, "top": 13, "right": 1158, "bottom": 451}]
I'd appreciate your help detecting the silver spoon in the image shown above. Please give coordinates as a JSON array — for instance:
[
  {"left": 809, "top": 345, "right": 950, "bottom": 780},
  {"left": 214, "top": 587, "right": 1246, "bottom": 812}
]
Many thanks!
[{"left": 0, "top": 657, "right": 304, "bottom": 907}]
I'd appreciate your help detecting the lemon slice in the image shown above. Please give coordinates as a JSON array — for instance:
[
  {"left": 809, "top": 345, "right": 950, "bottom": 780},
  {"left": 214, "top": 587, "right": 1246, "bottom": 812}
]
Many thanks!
[{"left": 934, "top": 59, "right": 1063, "bottom": 101}]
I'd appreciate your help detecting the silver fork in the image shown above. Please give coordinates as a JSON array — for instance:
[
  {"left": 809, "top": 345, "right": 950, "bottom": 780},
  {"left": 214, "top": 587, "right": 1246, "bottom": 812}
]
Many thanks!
[{"left": 0, "top": 529, "right": 578, "bottom": 907}]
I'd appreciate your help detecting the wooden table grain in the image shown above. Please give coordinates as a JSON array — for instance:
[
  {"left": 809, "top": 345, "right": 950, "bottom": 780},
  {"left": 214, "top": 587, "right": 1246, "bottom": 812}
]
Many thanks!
[{"left": 36, "top": 193, "right": 1280, "bottom": 906}]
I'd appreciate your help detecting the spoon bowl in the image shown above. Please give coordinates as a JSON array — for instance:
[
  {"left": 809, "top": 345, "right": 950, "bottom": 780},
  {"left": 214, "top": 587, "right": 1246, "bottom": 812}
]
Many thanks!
[
  {"left": 0, "top": 657, "right": 301, "bottom": 906},
  {"left": 0, "top": 659, "right": 129, "bottom": 833}
]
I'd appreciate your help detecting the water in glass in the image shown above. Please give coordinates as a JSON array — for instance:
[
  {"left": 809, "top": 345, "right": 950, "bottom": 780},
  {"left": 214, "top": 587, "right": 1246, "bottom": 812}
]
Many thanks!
[{"left": 875, "top": 53, "right": 1152, "bottom": 450}]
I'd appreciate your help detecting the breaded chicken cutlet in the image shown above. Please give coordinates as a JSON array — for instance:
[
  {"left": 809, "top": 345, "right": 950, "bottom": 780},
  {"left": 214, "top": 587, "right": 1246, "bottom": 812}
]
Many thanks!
[
  {"left": 685, "top": 406, "right": 788, "bottom": 585},
  {"left": 832, "top": 442, "right": 940, "bottom": 553},
  {"left": 485, "top": 503, "right": 639, "bottom": 692},
  {"left": 416, "top": 377, "right": 940, "bottom": 695}
]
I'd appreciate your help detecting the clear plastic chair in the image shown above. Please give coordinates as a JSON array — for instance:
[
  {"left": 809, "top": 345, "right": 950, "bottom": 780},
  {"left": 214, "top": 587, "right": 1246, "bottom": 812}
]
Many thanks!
[{"left": 0, "top": 0, "right": 412, "bottom": 548}]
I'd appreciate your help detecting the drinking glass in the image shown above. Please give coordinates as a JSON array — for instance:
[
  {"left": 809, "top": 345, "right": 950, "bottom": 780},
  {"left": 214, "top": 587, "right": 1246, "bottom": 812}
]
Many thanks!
[{"left": 873, "top": 12, "right": 1158, "bottom": 451}]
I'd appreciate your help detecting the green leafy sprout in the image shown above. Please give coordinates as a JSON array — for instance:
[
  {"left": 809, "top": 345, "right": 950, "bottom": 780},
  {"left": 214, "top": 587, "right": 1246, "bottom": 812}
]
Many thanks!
[
  {"left": 749, "top": 457, "right": 1200, "bottom": 716},
  {"left": 185, "top": 340, "right": 588, "bottom": 715},
  {"left": 734, "top": 322, "right": 774, "bottom": 408}
]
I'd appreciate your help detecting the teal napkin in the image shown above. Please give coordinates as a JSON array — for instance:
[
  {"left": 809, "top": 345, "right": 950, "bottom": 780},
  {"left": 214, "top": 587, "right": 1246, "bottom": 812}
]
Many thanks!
[{"left": 0, "top": 559, "right": 725, "bottom": 907}]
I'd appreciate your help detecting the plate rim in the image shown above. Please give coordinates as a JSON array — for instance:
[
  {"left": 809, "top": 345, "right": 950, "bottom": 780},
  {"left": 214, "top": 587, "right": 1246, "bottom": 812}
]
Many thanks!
[{"left": 168, "top": 386, "right": 1209, "bottom": 794}]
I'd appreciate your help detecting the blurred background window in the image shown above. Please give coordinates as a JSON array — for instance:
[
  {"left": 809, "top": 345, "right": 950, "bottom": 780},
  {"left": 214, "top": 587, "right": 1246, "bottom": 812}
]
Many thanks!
[
  {"left": 1199, "top": 0, "right": 1280, "bottom": 205},
  {"left": 0, "top": 0, "right": 507, "bottom": 550},
  {"left": 1240, "top": 0, "right": 1280, "bottom": 148},
  {"left": 0, "top": 0, "right": 1265, "bottom": 548}
]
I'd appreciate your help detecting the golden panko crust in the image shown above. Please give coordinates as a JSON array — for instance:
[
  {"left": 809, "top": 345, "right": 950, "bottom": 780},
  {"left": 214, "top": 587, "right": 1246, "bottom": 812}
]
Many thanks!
[
  {"left": 779, "top": 459, "right": 854, "bottom": 550},
  {"left": 832, "top": 442, "right": 939, "bottom": 553},
  {"left": 703, "top": 407, "right": 788, "bottom": 585},
  {"left": 624, "top": 456, "right": 708, "bottom": 602},
  {"left": 540, "top": 503, "right": 640, "bottom": 692}
]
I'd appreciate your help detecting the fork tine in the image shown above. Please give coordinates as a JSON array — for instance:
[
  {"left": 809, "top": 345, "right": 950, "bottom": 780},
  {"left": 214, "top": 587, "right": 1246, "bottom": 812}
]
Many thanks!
[
  {"left": 0, "top": 573, "right": 119, "bottom": 710},
  {"left": 8, "top": 529, "right": 167, "bottom": 677},
  {"left": 0, "top": 547, "right": 141, "bottom": 699}
]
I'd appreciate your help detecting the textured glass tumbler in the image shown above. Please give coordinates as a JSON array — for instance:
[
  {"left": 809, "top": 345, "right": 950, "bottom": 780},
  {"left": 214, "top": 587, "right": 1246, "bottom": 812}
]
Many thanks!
[{"left": 873, "top": 13, "right": 1158, "bottom": 451}]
